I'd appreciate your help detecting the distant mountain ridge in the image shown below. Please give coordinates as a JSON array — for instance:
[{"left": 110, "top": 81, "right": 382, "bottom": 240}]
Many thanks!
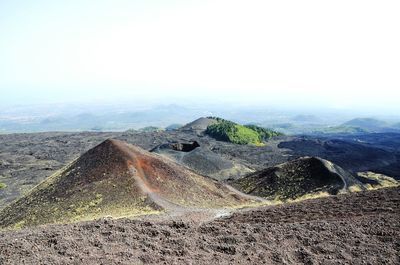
[{"left": 342, "top": 118, "right": 388, "bottom": 131}]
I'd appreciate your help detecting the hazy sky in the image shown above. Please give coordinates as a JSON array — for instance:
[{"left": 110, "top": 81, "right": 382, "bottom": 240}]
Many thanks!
[{"left": 1, "top": 0, "right": 399, "bottom": 111}]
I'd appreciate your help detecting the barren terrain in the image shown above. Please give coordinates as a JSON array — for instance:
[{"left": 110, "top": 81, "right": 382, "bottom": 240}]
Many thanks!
[
  {"left": 0, "top": 130, "right": 399, "bottom": 264},
  {"left": 2, "top": 131, "right": 399, "bottom": 210},
  {"left": 0, "top": 186, "right": 398, "bottom": 264},
  {"left": 0, "top": 139, "right": 256, "bottom": 229}
]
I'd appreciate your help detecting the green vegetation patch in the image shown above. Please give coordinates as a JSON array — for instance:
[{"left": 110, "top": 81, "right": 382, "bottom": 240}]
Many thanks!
[
  {"left": 0, "top": 183, "right": 6, "bottom": 189},
  {"left": 205, "top": 117, "right": 282, "bottom": 145},
  {"left": 206, "top": 120, "right": 261, "bottom": 145},
  {"left": 139, "top": 126, "right": 164, "bottom": 132},
  {"left": 165, "top": 124, "right": 183, "bottom": 131},
  {"left": 244, "top": 124, "right": 283, "bottom": 140}
]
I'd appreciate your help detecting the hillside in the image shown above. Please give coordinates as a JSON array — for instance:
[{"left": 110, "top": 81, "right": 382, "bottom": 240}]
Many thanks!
[
  {"left": 0, "top": 139, "right": 255, "bottom": 229},
  {"left": 310, "top": 125, "right": 368, "bottom": 135},
  {"left": 342, "top": 118, "right": 388, "bottom": 131},
  {"left": 151, "top": 141, "right": 253, "bottom": 180},
  {"left": 231, "top": 157, "right": 361, "bottom": 200},
  {"left": 244, "top": 124, "right": 283, "bottom": 140},
  {"left": 205, "top": 118, "right": 282, "bottom": 145},
  {"left": 180, "top": 117, "right": 218, "bottom": 132}
]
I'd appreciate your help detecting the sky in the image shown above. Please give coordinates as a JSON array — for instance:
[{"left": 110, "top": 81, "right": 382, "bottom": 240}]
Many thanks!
[{"left": 0, "top": 0, "right": 399, "bottom": 112}]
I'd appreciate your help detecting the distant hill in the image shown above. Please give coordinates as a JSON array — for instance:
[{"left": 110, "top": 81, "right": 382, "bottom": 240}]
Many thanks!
[
  {"left": 231, "top": 157, "right": 362, "bottom": 201},
  {"left": 0, "top": 139, "right": 254, "bottom": 229},
  {"left": 180, "top": 117, "right": 218, "bottom": 132},
  {"left": 165, "top": 123, "right": 183, "bottom": 131},
  {"left": 204, "top": 117, "right": 282, "bottom": 145},
  {"left": 291, "top": 114, "right": 321, "bottom": 123},
  {"left": 392, "top": 122, "right": 400, "bottom": 129},
  {"left": 311, "top": 125, "right": 368, "bottom": 135},
  {"left": 342, "top": 118, "right": 388, "bottom": 131},
  {"left": 138, "top": 126, "right": 164, "bottom": 132},
  {"left": 0, "top": 104, "right": 204, "bottom": 133}
]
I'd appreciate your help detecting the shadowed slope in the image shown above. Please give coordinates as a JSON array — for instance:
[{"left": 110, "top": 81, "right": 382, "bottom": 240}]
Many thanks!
[
  {"left": 151, "top": 141, "right": 254, "bottom": 180},
  {"left": 0, "top": 139, "right": 254, "bottom": 229},
  {"left": 231, "top": 157, "right": 361, "bottom": 200}
]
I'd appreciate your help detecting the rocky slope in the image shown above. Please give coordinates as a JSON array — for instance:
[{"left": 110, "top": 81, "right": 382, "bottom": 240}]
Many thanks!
[
  {"left": 0, "top": 139, "right": 255, "bottom": 229},
  {"left": 231, "top": 157, "right": 362, "bottom": 200},
  {"left": 1, "top": 130, "right": 399, "bottom": 211},
  {"left": 151, "top": 141, "right": 253, "bottom": 180}
]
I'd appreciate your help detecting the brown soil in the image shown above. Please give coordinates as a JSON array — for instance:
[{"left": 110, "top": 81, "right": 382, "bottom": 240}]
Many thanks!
[{"left": 0, "top": 187, "right": 398, "bottom": 265}]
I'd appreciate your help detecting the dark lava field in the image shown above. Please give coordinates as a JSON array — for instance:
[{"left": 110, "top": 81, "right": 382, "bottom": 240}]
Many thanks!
[
  {"left": 1, "top": 130, "right": 399, "bottom": 210},
  {"left": 0, "top": 129, "right": 399, "bottom": 264}
]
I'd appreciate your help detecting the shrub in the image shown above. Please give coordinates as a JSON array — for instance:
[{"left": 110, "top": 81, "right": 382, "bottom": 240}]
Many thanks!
[
  {"left": 205, "top": 118, "right": 284, "bottom": 145},
  {"left": 244, "top": 125, "right": 283, "bottom": 140},
  {"left": 138, "top": 126, "right": 164, "bottom": 132},
  {"left": 0, "top": 182, "right": 6, "bottom": 189}
]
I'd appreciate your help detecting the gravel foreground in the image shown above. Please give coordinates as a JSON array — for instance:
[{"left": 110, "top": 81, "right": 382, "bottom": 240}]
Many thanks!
[{"left": 0, "top": 187, "right": 399, "bottom": 265}]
